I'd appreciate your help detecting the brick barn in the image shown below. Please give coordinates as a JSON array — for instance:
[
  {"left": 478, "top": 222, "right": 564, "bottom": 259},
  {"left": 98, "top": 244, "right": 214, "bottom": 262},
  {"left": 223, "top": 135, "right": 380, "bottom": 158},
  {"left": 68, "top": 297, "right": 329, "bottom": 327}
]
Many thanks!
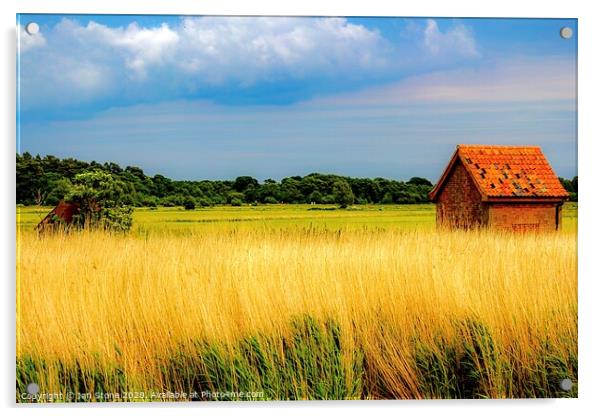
[{"left": 428, "top": 145, "right": 569, "bottom": 231}]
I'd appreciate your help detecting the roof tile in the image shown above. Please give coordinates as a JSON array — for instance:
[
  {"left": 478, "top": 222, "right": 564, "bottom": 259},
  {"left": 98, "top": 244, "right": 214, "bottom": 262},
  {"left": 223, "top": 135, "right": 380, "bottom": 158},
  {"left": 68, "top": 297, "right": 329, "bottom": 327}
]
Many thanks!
[{"left": 456, "top": 145, "right": 569, "bottom": 198}]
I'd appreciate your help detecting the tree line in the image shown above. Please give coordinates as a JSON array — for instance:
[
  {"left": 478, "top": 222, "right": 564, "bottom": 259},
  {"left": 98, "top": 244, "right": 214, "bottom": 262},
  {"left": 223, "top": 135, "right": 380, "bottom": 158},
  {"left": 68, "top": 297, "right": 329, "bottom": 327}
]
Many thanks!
[
  {"left": 16, "top": 153, "right": 436, "bottom": 208},
  {"left": 16, "top": 153, "right": 577, "bottom": 209},
  {"left": 558, "top": 177, "right": 578, "bottom": 202}
]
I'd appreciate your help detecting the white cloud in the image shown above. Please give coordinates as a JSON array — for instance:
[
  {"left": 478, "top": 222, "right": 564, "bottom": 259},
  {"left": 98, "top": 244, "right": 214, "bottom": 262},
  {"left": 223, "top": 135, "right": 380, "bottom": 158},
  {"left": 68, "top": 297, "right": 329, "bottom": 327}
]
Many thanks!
[
  {"left": 18, "top": 17, "right": 481, "bottom": 110},
  {"left": 20, "top": 17, "right": 388, "bottom": 89},
  {"left": 423, "top": 19, "right": 478, "bottom": 58},
  {"left": 72, "top": 21, "right": 180, "bottom": 79},
  {"left": 171, "top": 17, "right": 388, "bottom": 85}
]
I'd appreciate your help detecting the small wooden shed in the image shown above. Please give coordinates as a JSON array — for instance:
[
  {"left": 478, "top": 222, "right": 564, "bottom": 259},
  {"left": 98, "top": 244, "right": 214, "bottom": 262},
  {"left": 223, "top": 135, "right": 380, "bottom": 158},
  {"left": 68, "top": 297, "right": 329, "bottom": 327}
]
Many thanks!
[
  {"left": 429, "top": 145, "right": 569, "bottom": 231},
  {"left": 36, "top": 200, "right": 80, "bottom": 231}
]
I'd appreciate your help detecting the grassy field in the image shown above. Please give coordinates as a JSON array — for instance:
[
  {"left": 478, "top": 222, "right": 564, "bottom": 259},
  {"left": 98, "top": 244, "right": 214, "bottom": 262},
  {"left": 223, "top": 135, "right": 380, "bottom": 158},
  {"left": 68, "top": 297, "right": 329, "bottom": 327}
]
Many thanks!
[
  {"left": 18, "top": 202, "right": 578, "bottom": 233},
  {"left": 16, "top": 204, "right": 578, "bottom": 401}
]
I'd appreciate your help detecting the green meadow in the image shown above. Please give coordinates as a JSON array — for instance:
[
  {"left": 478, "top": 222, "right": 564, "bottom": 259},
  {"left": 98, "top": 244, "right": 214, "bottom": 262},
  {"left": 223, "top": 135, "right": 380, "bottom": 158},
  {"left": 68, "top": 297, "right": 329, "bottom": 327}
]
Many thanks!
[{"left": 17, "top": 202, "right": 577, "bottom": 234}]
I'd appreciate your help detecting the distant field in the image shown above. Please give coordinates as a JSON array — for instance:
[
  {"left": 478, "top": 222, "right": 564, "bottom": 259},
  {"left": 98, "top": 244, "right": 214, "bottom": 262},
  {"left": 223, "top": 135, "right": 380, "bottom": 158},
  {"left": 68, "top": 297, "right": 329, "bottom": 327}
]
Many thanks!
[
  {"left": 16, "top": 203, "right": 578, "bottom": 401},
  {"left": 16, "top": 202, "right": 578, "bottom": 234}
]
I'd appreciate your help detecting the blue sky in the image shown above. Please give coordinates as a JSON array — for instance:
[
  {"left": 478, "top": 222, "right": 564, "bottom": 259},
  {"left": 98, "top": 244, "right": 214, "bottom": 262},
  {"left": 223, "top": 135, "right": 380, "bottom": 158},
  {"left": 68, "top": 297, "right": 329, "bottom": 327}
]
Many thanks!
[{"left": 17, "top": 15, "right": 577, "bottom": 181}]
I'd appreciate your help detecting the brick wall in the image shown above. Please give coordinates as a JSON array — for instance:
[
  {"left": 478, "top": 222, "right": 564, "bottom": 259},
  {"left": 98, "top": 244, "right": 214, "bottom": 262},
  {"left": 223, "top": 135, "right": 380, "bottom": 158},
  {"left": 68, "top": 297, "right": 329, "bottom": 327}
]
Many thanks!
[
  {"left": 487, "top": 203, "right": 559, "bottom": 231},
  {"left": 436, "top": 162, "right": 488, "bottom": 228}
]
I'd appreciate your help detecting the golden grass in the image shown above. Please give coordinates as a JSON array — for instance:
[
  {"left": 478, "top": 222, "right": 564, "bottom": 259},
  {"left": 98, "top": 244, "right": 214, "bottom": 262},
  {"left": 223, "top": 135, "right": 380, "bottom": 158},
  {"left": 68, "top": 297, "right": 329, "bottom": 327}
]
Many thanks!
[{"left": 17, "top": 224, "right": 577, "bottom": 400}]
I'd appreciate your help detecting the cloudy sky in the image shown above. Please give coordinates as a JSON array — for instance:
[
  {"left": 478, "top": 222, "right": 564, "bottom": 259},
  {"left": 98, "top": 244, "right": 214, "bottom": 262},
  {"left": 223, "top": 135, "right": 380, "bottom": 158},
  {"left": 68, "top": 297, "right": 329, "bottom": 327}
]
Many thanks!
[{"left": 17, "top": 15, "right": 577, "bottom": 181}]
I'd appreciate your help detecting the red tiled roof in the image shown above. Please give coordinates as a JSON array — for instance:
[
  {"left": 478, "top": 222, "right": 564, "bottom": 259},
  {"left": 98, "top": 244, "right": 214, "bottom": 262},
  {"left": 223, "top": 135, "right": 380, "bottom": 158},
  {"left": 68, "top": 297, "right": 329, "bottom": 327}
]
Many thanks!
[{"left": 429, "top": 145, "right": 570, "bottom": 201}]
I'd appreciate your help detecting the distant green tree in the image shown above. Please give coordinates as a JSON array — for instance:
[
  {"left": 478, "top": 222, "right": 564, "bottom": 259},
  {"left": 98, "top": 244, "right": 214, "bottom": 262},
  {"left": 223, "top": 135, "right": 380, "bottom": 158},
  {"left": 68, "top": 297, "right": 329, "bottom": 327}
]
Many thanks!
[
  {"left": 322, "top": 194, "right": 335, "bottom": 204},
  {"left": 197, "top": 197, "right": 212, "bottom": 207},
  {"left": 381, "top": 192, "right": 393, "bottom": 204},
  {"left": 243, "top": 187, "right": 260, "bottom": 203},
  {"left": 264, "top": 196, "right": 278, "bottom": 204},
  {"left": 559, "top": 177, "right": 574, "bottom": 193},
  {"left": 124, "top": 165, "right": 145, "bottom": 180},
  {"left": 258, "top": 182, "right": 282, "bottom": 203},
  {"left": 45, "top": 177, "right": 72, "bottom": 206},
  {"left": 103, "top": 162, "right": 123, "bottom": 174},
  {"left": 308, "top": 190, "right": 323, "bottom": 204},
  {"left": 408, "top": 177, "right": 433, "bottom": 187},
  {"left": 333, "top": 180, "right": 354, "bottom": 208},
  {"left": 560, "top": 176, "right": 578, "bottom": 201},
  {"left": 233, "top": 176, "right": 259, "bottom": 192},
  {"left": 151, "top": 174, "right": 173, "bottom": 197},
  {"left": 16, "top": 153, "right": 45, "bottom": 205},
  {"left": 183, "top": 196, "right": 196, "bottom": 210},
  {"left": 227, "top": 191, "right": 245, "bottom": 204},
  {"left": 211, "top": 195, "right": 227, "bottom": 205},
  {"left": 140, "top": 195, "right": 159, "bottom": 207},
  {"left": 571, "top": 176, "right": 578, "bottom": 193},
  {"left": 280, "top": 179, "right": 304, "bottom": 203}
]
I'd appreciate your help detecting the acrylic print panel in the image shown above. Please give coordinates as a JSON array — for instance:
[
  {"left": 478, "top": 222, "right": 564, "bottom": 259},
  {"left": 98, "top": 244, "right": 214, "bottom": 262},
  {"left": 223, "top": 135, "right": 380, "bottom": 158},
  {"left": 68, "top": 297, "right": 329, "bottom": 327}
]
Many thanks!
[{"left": 16, "top": 14, "right": 577, "bottom": 402}]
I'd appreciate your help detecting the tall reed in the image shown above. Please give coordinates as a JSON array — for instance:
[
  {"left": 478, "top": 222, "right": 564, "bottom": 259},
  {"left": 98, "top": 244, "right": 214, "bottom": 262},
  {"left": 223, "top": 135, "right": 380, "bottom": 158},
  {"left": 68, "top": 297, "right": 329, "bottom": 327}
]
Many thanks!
[{"left": 17, "top": 227, "right": 577, "bottom": 400}]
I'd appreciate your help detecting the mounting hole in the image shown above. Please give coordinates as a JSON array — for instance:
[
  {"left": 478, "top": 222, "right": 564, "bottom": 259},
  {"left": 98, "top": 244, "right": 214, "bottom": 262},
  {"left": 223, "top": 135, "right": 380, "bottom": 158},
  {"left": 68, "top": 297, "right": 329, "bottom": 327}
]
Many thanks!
[
  {"left": 26, "top": 382, "right": 39, "bottom": 395},
  {"left": 25, "top": 22, "right": 39, "bottom": 35},
  {"left": 559, "top": 378, "right": 573, "bottom": 391},
  {"left": 560, "top": 27, "right": 573, "bottom": 40}
]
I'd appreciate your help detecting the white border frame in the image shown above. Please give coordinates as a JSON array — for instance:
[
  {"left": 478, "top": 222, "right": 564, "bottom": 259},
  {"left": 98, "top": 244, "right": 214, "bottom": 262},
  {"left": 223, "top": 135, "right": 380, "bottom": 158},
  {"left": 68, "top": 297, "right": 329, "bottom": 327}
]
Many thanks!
[{"left": 3, "top": 1, "right": 600, "bottom": 415}]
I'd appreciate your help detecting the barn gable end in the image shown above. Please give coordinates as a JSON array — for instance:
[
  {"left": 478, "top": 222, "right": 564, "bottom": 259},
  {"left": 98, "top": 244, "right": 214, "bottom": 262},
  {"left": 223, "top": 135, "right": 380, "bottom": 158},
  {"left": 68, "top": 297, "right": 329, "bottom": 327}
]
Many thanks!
[
  {"left": 435, "top": 160, "right": 488, "bottom": 228},
  {"left": 429, "top": 145, "right": 569, "bottom": 231}
]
